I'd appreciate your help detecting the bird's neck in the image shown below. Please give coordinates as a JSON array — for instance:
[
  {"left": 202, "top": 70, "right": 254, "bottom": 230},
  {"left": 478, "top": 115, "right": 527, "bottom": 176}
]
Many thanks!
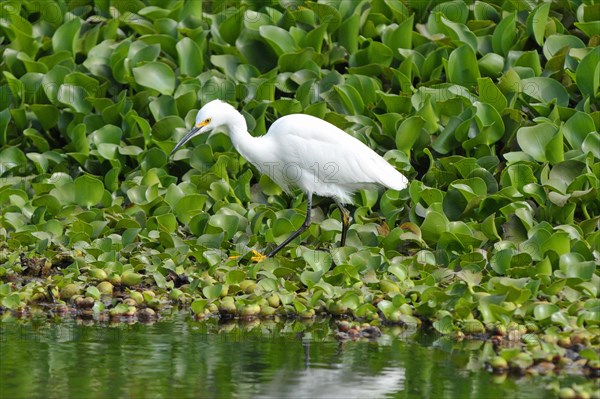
[{"left": 227, "top": 112, "right": 259, "bottom": 164}]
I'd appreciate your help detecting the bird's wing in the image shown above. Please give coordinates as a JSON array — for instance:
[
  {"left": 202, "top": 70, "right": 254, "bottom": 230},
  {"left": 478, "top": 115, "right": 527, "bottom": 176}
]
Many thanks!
[{"left": 268, "top": 115, "right": 408, "bottom": 191}]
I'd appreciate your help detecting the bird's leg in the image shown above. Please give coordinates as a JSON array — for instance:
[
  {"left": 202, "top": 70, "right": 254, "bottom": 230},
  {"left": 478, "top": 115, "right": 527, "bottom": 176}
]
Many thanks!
[
  {"left": 335, "top": 201, "right": 350, "bottom": 247},
  {"left": 267, "top": 193, "right": 313, "bottom": 257}
]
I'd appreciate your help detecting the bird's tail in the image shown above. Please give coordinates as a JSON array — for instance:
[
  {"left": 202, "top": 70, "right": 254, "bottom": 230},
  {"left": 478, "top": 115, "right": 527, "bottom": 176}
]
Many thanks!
[{"left": 378, "top": 163, "right": 409, "bottom": 191}]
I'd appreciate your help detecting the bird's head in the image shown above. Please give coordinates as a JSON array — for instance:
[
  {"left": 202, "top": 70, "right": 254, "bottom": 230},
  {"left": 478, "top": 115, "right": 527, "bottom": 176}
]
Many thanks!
[{"left": 170, "top": 100, "right": 234, "bottom": 156}]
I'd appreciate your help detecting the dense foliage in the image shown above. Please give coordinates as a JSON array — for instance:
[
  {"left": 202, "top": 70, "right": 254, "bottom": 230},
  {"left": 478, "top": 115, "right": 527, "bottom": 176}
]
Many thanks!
[{"left": 0, "top": 0, "right": 599, "bottom": 387}]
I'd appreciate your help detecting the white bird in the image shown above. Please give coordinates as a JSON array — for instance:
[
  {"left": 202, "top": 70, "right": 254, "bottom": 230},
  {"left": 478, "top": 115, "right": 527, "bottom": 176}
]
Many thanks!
[{"left": 171, "top": 100, "right": 408, "bottom": 257}]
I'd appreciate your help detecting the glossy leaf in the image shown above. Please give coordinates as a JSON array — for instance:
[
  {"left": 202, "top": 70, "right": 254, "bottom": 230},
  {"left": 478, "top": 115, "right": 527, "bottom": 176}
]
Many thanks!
[
  {"left": 132, "top": 62, "right": 176, "bottom": 95},
  {"left": 516, "top": 123, "right": 561, "bottom": 163},
  {"left": 520, "top": 77, "right": 569, "bottom": 107},
  {"left": 259, "top": 25, "right": 298, "bottom": 55},
  {"left": 52, "top": 17, "right": 81, "bottom": 55},
  {"left": 527, "top": 3, "right": 551, "bottom": 46},
  {"left": 177, "top": 38, "right": 203, "bottom": 77},
  {"left": 492, "top": 12, "right": 516, "bottom": 56},
  {"left": 575, "top": 47, "right": 600, "bottom": 98},
  {"left": 447, "top": 45, "right": 480, "bottom": 86}
]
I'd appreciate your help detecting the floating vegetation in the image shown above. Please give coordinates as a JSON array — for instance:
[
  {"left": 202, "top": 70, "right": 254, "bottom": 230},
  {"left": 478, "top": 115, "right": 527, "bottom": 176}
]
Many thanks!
[{"left": 0, "top": 2, "right": 598, "bottom": 393}]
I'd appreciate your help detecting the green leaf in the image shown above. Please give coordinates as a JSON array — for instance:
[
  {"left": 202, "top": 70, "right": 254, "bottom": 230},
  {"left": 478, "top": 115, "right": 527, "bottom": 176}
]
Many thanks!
[
  {"left": 427, "top": 2, "right": 468, "bottom": 34},
  {"left": 575, "top": 21, "right": 600, "bottom": 37},
  {"left": 457, "top": 270, "right": 482, "bottom": 288},
  {"left": 73, "top": 174, "right": 105, "bottom": 208},
  {"left": 272, "top": 98, "right": 303, "bottom": 116},
  {"left": 0, "top": 108, "right": 10, "bottom": 145},
  {"left": 579, "top": 348, "right": 599, "bottom": 362},
  {"left": 533, "top": 303, "right": 560, "bottom": 321},
  {"left": 351, "top": 41, "right": 393, "bottom": 68},
  {"left": 174, "top": 194, "right": 207, "bottom": 224},
  {"left": 395, "top": 116, "right": 425, "bottom": 155},
  {"left": 53, "top": 17, "right": 81, "bottom": 55},
  {"left": 474, "top": 2, "right": 499, "bottom": 21},
  {"left": 490, "top": 249, "right": 512, "bottom": 275},
  {"left": 306, "top": 2, "right": 341, "bottom": 32},
  {"left": 543, "top": 34, "right": 585, "bottom": 60},
  {"left": 516, "top": 123, "right": 559, "bottom": 163},
  {"left": 208, "top": 214, "right": 240, "bottom": 241},
  {"left": 92, "top": 124, "right": 122, "bottom": 146},
  {"left": 541, "top": 232, "right": 570, "bottom": 257},
  {"left": 447, "top": 45, "right": 480, "bottom": 87},
  {"left": 302, "top": 249, "right": 332, "bottom": 273},
  {"left": 300, "top": 270, "right": 323, "bottom": 288},
  {"left": 202, "top": 285, "right": 223, "bottom": 300},
  {"left": 377, "top": 299, "right": 395, "bottom": 318},
  {"left": 562, "top": 111, "right": 595, "bottom": 149},
  {"left": 303, "top": 24, "right": 328, "bottom": 52},
  {"left": 58, "top": 84, "right": 92, "bottom": 113},
  {"left": 191, "top": 299, "right": 208, "bottom": 314},
  {"left": 582, "top": 133, "right": 600, "bottom": 158},
  {"left": 519, "top": 77, "right": 570, "bottom": 107},
  {"left": 278, "top": 48, "right": 315, "bottom": 73},
  {"left": 432, "top": 108, "right": 473, "bottom": 154},
  {"left": 527, "top": 3, "right": 551, "bottom": 46},
  {"left": 236, "top": 29, "right": 277, "bottom": 73},
  {"left": 65, "top": 72, "right": 100, "bottom": 97},
  {"left": 333, "top": 84, "right": 364, "bottom": 115},
  {"left": 132, "top": 62, "right": 176, "bottom": 95},
  {"left": 86, "top": 286, "right": 101, "bottom": 300},
  {"left": 210, "top": 55, "right": 238, "bottom": 78},
  {"left": 31, "top": 104, "right": 59, "bottom": 131},
  {"left": 1, "top": 293, "right": 21, "bottom": 310},
  {"left": 258, "top": 25, "right": 298, "bottom": 56},
  {"left": 177, "top": 38, "right": 203, "bottom": 77},
  {"left": 478, "top": 77, "right": 507, "bottom": 113},
  {"left": 218, "top": 9, "right": 243, "bottom": 46},
  {"left": 478, "top": 53, "right": 504, "bottom": 78},
  {"left": 3, "top": 72, "right": 22, "bottom": 105},
  {"left": 440, "top": 16, "right": 477, "bottom": 52},
  {"left": 382, "top": 14, "right": 413, "bottom": 53},
  {"left": 226, "top": 270, "right": 246, "bottom": 285},
  {"left": 515, "top": 51, "right": 542, "bottom": 77},
  {"left": 155, "top": 115, "right": 186, "bottom": 141},
  {"left": 550, "top": 311, "right": 573, "bottom": 328},
  {"left": 559, "top": 253, "right": 596, "bottom": 280},
  {"left": 492, "top": 12, "right": 516, "bottom": 57},
  {"left": 500, "top": 164, "right": 537, "bottom": 191},
  {"left": 462, "top": 319, "right": 485, "bottom": 334},
  {"left": 152, "top": 214, "right": 178, "bottom": 233},
  {"left": 0, "top": 147, "right": 27, "bottom": 175},
  {"left": 421, "top": 210, "right": 449, "bottom": 244},
  {"left": 340, "top": 292, "right": 361, "bottom": 310},
  {"left": 463, "top": 102, "right": 504, "bottom": 150},
  {"left": 575, "top": 47, "right": 600, "bottom": 98},
  {"left": 338, "top": 13, "right": 360, "bottom": 54}
]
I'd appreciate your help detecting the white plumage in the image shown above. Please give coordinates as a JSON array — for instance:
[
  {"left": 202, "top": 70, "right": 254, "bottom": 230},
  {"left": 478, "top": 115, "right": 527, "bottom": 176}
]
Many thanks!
[{"left": 171, "top": 100, "right": 408, "bottom": 257}]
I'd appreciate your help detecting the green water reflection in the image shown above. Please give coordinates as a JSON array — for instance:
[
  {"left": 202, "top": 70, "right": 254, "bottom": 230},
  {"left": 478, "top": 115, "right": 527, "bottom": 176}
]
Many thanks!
[{"left": 0, "top": 313, "right": 579, "bottom": 399}]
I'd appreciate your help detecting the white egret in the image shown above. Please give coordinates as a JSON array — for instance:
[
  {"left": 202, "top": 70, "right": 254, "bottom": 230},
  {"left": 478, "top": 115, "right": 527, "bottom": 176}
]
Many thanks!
[{"left": 171, "top": 100, "right": 408, "bottom": 257}]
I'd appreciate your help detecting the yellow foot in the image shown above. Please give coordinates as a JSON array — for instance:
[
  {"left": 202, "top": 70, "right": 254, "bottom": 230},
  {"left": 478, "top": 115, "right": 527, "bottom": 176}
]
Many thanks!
[
  {"left": 228, "top": 249, "right": 267, "bottom": 262},
  {"left": 249, "top": 249, "right": 267, "bottom": 262}
]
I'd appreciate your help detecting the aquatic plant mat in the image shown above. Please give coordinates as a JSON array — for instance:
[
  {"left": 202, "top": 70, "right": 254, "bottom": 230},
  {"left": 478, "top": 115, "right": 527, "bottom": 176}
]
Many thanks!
[{"left": 0, "top": 1, "right": 598, "bottom": 398}]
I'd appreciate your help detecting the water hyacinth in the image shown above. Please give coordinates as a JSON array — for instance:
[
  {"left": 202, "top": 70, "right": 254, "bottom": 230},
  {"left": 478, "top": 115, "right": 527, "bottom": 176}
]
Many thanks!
[{"left": 0, "top": 1, "right": 598, "bottom": 394}]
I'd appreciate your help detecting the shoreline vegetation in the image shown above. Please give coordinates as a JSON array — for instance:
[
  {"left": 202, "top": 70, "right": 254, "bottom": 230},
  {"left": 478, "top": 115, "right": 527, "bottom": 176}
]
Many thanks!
[{"left": 0, "top": 1, "right": 598, "bottom": 397}]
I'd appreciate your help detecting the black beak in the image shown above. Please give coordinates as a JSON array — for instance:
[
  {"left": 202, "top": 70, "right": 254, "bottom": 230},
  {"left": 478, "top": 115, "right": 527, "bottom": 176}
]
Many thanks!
[{"left": 170, "top": 125, "right": 201, "bottom": 157}]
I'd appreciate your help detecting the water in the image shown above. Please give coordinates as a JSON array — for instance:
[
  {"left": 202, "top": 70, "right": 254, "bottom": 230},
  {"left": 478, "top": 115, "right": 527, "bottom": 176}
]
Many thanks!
[{"left": 0, "top": 312, "right": 581, "bottom": 399}]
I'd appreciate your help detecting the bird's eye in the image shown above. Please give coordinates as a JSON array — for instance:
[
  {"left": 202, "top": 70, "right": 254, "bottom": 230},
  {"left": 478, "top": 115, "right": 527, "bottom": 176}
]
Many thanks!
[{"left": 205, "top": 118, "right": 211, "bottom": 123}]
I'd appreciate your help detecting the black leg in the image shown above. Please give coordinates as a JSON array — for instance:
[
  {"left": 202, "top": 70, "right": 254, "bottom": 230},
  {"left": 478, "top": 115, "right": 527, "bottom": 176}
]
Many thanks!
[
  {"left": 335, "top": 201, "right": 350, "bottom": 247},
  {"left": 267, "top": 192, "right": 313, "bottom": 257}
]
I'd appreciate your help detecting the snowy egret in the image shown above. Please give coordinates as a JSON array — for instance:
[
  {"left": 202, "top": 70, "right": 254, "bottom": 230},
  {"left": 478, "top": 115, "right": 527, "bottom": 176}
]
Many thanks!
[{"left": 171, "top": 100, "right": 408, "bottom": 257}]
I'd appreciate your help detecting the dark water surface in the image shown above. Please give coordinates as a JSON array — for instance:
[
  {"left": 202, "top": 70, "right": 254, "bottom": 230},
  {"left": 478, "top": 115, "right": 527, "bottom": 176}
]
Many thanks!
[{"left": 0, "top": 313, "right": 580, "bottom": 399}]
